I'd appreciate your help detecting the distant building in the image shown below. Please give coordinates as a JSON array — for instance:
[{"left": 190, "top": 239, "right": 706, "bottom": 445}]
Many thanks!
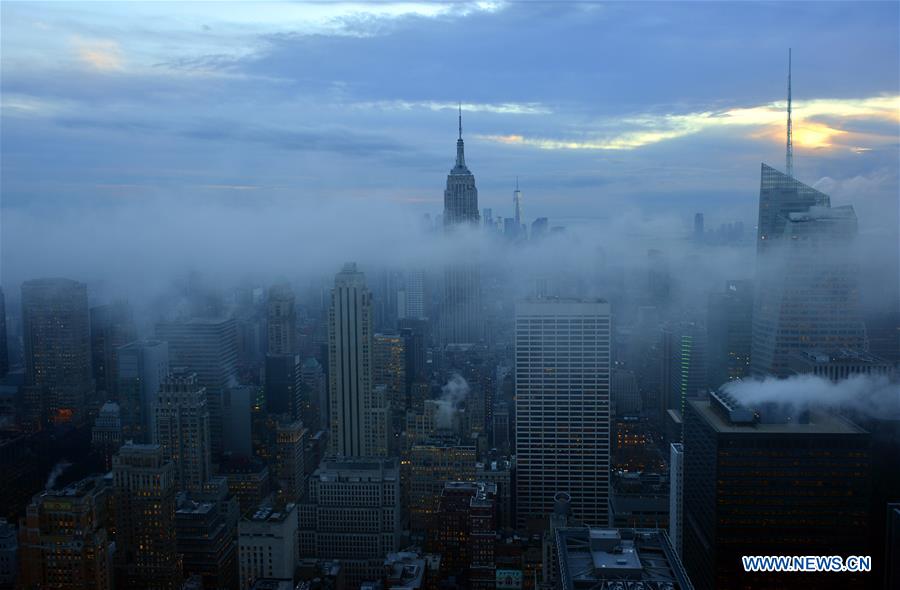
[
  {"left": 154, "top": 370, "right": 212, "bottom": 493},
  {"left": 219, "top": 456, "right": 271, "bottom": 517},
  {"left": 683, "top": 391, "right": 870, "bottom": 590},
  {"left": 515, "top": 298, "right": 611, "bottom": 529},
  {"left": 441, "top": 109, "right": 482, "bottom": 346},
  {"left": 117, "top": 340, "right": 169, "bottom": 443},
  {"left": 299, "top": 458, "right": 401, "bottom": 587},
  {"left": 274, "top": 419, "right": 307, "bottom": 503},
  {"left": 155, "top": 317, "right": 239, "bottom": 458},
  {"left": 238, "top": 504, "right": 299, "bottom": 589},
  {"left": 21, "top": 278, "right": 92, "bottom": 425},
  {"left": 267, "top": 284, "right": 297, "bottom": 356},
  {"left": 113, "top": 444, "right": 181, "bottom": 590},
  {"left": 788, "top": 348, "right": 895, "bottom": 380},
  {"left": 91, "top": 401, "right": 123, "bottom": 470},
  {"left": 223, "top": 385, "right": 255, "bottom": 457},
  {"left": 299, "top": 357, "right": 327, "bottom": 432},
  {"left": 554, "top": 527, "right": 693, "bottom": 590},
  {"left": 19, "top": 477, "right": 112, "bottom": 590},
  {"left": 90, "top": 301, "right": 136, "bottom": 396},
  {"left": 706, "top": 280, "right": 753, "bottom": 388}
]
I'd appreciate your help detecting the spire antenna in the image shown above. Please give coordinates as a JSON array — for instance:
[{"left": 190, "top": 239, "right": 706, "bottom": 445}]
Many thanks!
[
  {"left": 458, "top": 102, "right": 463, "bottom": 139},
  {"left": 786, "top": 48, "right": 793, "bottom": 177}
]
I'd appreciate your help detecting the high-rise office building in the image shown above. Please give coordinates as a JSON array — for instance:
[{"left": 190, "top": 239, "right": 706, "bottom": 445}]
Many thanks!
[
  {"left": 788, "top": 348, "right": 895, "bottom": 380},
  {"left": 155, "top": 317, "right": 238, "bottom": 457},
  {"left": 373, "top": 332, "right": 406, "bottom": 417},
  {"left": 91, "top": 401, "right": 123, "bottom": 470},
  {"left": 398, "top": 270, "right": 427, "bottom": 321},
  {"left": 706, "top": 280, "right": 753, "bottom": 388},
  {"left": 298, "top": 458, "right": 401, "bottom": 587},
  {"left": 0, "top": 518, "right": 16, "bottom": 588},
  {"left": 752, "top": 183, "right": 867, "bottom": 376},
  {"left": 117, "top": 339, "right": 169, "bottom": 443},
  {"left": 90, "top": 301, "right": 136, "bottom": 396},
  {"left": 113, "top": 443, "right": 181, "bottom": 590},
  {"left": 21, "top": 278, "right": 92, "bottom": 424},
  {"left": 267, "top": 284, "right": 296, "bottom": 355},
  {"left": 328, "top": 263, "right": 386, "bottom": 457},
  {"left": 19, "top": 476, "right": 112, "bottom": 590},
  {"left": 299, "top": 356, "right": 326, "bottom": 432},
  {"left": 154, "top": 370, "right": 212, "bottom": 493},
  {"left": 515, "top": 298, "right": 611, "bottom": 529},
  {"left": 265, "top": 353, "right": 302, "bottom": 419},
  {"left": 756, "top": 163, "right": 829, "bottom": 253},
  {"left": 661, "top": 321, "right": 708, "bottom": 422},
  {"left": 683, "top": 391, "right": 870, "bottom": 590},
  {"left": 441, "top": 108, "right": 481, "bottom": 346}
]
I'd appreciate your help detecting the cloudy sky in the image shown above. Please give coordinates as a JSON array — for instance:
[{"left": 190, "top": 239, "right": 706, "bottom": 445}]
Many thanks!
[{"left": 1, "top": 1, "right": 898, "bottom": 285}]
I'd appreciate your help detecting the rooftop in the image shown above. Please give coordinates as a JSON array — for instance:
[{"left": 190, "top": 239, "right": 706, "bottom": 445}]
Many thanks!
[
  {"left": 556, "top": 527, "right": 693, "bottom": 590},
  {"left": 690, "top": 397, "right": 865, "bottom": 435}
]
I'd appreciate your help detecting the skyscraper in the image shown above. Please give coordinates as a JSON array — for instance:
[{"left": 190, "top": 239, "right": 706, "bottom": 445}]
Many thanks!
[
  {"left": 513, "top": 177, "right": 523, "bottom": 231},
  {"left": 682, "top": 391, "right": 870, "bottom": 590},
  {"left": 89, "top": 301, "right": 136, "bottom": 396},
  {"left": 117, "top": 339, "right": 169, "bottom": 443},
  {"left": 751, "top": 173, "right": 867, "bottom": 376},
  {"left": 155, "top": 317, "right": 238, "bottom": 457},
  {"left": 21, "top": 278, "right": 92, "bottom": 424},
  {"left": 515, "top": 298, "right": 611, "bottom": 529},
  {"left": 267, "top": 283, "right": 296, "bottom": 355},
  {"left": 668, "top": 442, "right": 684, "bottom": 557},
  {"left": 706, "top": 280, "right": 753, "bottom": 388},
  {"left": 328, "top": 263, "right": 386, "bottom": 457},
  {"left": 153, "top": 370, "right": 212, "bottom": 493},
  {"left": 113, "top": 443, "right": 181, "bottom": 590},
  {"left": 441, "top": 107, "right": 482, "bottom": 346}
]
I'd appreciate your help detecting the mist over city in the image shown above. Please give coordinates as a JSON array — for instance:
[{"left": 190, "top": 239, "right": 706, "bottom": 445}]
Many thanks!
[{"left": 0, "top": 2, "right": 898, "bottom": 590}]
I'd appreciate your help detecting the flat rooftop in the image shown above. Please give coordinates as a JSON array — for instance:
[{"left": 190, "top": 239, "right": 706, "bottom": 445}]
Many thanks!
[{"left": 689, "top": 399, "right": 865, "bottom": 435}]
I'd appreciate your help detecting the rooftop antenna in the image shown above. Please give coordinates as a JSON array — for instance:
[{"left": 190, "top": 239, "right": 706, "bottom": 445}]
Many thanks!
[
  {"left": 458, "top": 101, "right": 462, "bottom": 140},
  {"left": 786, "top": 48, "right": 793, "bottom": 177}
]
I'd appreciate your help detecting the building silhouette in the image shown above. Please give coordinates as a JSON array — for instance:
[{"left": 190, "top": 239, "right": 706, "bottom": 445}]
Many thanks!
[{"left": 21, "top": 278, "right": 92, "bottom": 425}]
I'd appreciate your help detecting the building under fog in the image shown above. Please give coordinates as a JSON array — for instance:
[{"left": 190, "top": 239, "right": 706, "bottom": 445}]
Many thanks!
[
  {"left": 328, "top": 263, "right": 387, "bottom": 458},
  {"left": 441, "top": 108, "right": 482, "bottom": 346},
  {"left": 751, "top": 166, "right": 867, "bottom": 377}
]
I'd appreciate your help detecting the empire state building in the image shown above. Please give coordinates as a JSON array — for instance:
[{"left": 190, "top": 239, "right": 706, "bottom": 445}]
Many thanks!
[{"left": 441, "top": 107, "right": 482, "bottom": 345}]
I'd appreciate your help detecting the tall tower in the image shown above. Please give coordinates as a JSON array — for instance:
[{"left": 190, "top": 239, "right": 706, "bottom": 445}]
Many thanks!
[
  {"left": 328, "top": 263, "right": 386, "bottom": 457},
  {"left": 21, "top": 278, "right": 92, "bottom": 424},
  {"left": 514, "top": 298, "right": 611, "bottom": 529},
  {"left": 786, "top": 48, "right": 793, "bottom": 178},
  {"left": 443, "top": 104, "right": 480, "bottom": 226},
  {"left": 267, "top": 283, "right": 296, "bottom": 355},
  {"left": 153, "top": 369, "right": 212, "bottom": 493},
  {"left": 441, "top": 106, "right": 482, "bottom": 345},
  {"left": 513, "top": 177, "right": 523, "bottom": 228}
]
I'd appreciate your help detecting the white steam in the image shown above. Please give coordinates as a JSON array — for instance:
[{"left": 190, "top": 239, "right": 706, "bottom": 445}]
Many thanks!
[
  {"left": 722, "top": 373, "right": 900, "bottom": 417},
  {"left": 435, "top": 373, "right": 469, "bottom": 429}
]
